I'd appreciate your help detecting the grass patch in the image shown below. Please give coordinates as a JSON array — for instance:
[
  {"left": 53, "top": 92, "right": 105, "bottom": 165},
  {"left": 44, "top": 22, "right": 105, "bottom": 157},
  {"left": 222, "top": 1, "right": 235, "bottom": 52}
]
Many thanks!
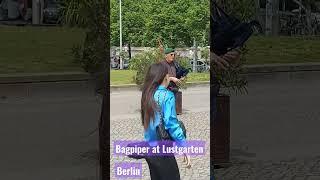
[
  {"left": 0, "top": 26, "right": 85, "bottom": 74},
  {"left": 110, "top": 70, "right": 137, "bottom": 85},
  {"left": 110, "top": 70, "right": 209, "bottom": 85},
  {"left": 246, "top": 36, "right": 320, "bottom": 64},
  {"left": 0, "top": 26, "right": 320, "bottom": 80},
  {"left": 187, "top": 72, "right": 210, "bottom": 82}
]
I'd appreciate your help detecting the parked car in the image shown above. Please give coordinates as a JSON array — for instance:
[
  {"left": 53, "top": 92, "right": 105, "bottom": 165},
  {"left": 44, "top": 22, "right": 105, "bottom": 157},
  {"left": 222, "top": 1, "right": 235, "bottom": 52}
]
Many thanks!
[
  {"left": 189, "top": 59, "right": 210, "bottom": 73},
  {"left": 123, "top": 59, "right": 129, "bottom": 69},
  {"left": 110, "top": 57, "right": 118, "bottom": 69},
  {"left": 43, "top": 0, "right": 60, "bottom": 24},
  {"left": 110, "top": 56, "right": 130, "bottom": 69}
]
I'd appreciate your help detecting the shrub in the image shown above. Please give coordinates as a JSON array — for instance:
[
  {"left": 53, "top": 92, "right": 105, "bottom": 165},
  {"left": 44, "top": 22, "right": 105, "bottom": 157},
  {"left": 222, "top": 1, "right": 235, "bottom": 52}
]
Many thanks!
[
  {"left": 175, "top": 56, "right": 192, "bottom": 71},
  {"left": 129, "top": 48, "right": 192, "bottom": 87},
  {"left": 200, "top": 47, "right": 210, "bottom": 63},
  {"left": 129, "top": 48, "right": 164, "bottom": 86}
]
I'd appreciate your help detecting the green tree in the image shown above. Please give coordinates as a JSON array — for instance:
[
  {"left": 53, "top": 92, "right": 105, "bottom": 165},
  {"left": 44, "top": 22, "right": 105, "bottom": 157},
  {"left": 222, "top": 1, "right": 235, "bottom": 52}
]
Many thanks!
[
  {"left": 217, "top": 0, "right": 256, "bottom": 21},
  {"left": 110, "top": 0, "right": 147, "bottom": 46},
  {"left": 110, "top": 0, "right": 210, "bottom": 47}
]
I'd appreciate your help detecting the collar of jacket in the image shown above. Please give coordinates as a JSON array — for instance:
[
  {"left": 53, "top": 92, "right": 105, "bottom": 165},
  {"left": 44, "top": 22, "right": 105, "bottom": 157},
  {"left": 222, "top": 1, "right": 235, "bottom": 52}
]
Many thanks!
[{"left": 158, "top": 85, "right": 167, "bottom": 90}]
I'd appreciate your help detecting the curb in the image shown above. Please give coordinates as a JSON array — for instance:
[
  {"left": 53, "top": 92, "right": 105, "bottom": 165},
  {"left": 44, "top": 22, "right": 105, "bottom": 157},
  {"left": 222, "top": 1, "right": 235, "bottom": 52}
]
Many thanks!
[
  {"left": 244, "top": 63, "right": 320, "bottom": 73},
  {"left": 110, "top": 81, "right": 210, "bottom": 91},
  {"left": 110, "top": 84, "right": 140, "bottom": 91},
  {"left": 1, "top": 63, "right": 320, "bottom": 85},
  {"left": 0, "top": 72, "right": 91, "bottom": 84}
]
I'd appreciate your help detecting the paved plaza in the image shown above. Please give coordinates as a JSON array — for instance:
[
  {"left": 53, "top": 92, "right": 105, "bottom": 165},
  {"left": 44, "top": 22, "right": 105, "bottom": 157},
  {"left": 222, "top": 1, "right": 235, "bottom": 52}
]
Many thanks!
[
  {"left": 215, "top": 71, "right": 320, "bottom": 180},
  {"left": 110, "top": 85, "right": 210, "bottom": 180},
  {"left": 215, "top": 156, "right": 320, "bottom": 180},
  {"left": 0, "top": 71, "right": 319, "bottom": 179}
]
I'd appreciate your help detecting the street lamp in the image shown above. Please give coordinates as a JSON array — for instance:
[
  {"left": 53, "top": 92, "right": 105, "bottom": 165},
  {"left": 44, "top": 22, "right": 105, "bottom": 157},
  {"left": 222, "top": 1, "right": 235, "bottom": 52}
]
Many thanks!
[
  {"left": 119, "top": 0, "right": 123, "bottom": 69},
  {"left": 192, "top": 38, "right": 197, "bottom": 73}
]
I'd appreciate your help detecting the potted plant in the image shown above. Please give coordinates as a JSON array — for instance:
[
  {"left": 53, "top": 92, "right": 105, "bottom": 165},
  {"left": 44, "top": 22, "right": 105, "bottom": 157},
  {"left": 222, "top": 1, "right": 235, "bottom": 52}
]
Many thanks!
[
  {"left": 210, "top": 0, "right": 257, "bottom": 168},
  {"left": 211, "top": 46, "right": 248, "bottom": 167}
]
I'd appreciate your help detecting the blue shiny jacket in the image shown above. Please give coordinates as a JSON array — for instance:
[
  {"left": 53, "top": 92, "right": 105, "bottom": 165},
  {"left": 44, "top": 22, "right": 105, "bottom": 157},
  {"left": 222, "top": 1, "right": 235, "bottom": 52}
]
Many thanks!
[{"left": 144, "top": 85, "right": 186, "bottom": 145}]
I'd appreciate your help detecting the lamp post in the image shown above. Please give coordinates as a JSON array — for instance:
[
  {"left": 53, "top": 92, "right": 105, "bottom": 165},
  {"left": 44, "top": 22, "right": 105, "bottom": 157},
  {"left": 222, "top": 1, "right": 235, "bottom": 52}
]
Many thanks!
[
  {"left": 119, "top": 0, "right": 123, "bottom": 69},
  {"left": 192, "top": 38, "right": 197, "bottom": 73}
]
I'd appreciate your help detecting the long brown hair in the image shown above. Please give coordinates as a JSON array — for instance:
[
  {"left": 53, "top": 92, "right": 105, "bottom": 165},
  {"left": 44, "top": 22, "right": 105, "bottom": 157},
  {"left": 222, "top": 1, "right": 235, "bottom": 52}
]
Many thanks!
[{"left": 141, "top": 63, "right": 168, "bottom": 130}]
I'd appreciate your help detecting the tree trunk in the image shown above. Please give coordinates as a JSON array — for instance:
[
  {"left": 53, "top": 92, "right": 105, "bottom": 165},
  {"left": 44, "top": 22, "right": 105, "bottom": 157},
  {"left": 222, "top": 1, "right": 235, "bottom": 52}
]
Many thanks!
[
  {"left": 255, "top": 0, "right": 260, "bottom": 20},
  {"left": 272, "top": 0, "right": 280, "bottom": 35},
  {"left": 306, "top": 3, "right": 312, "bottom": 35},
  {"left": 266, "top": 0, "right": 273, "bottom": 36}
]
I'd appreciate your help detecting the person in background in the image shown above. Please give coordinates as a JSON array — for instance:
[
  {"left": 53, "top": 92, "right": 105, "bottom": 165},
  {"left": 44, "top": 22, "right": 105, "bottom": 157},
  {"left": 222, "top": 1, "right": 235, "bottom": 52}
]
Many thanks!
[{"left": 160, "top": 48, "right": 185, "bottom": 93}]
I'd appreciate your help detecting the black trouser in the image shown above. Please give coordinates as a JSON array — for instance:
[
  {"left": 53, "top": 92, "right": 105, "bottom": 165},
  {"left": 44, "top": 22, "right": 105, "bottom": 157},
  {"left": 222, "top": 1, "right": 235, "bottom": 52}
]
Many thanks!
[{"left": 145, "top": 156, "right": 180, "bottom": 180}]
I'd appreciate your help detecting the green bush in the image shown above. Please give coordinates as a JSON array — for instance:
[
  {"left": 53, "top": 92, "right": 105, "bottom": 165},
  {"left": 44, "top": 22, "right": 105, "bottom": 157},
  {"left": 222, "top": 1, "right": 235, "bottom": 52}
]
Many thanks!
[
  {"left": 129, "top": 48, "right": 194, "bottom": 87},
  {"left": 200, "top": 47, "right": 210, "bottom": 63},
  {"left": 129, "top": 48, "right": 164, "bottom": 86}
]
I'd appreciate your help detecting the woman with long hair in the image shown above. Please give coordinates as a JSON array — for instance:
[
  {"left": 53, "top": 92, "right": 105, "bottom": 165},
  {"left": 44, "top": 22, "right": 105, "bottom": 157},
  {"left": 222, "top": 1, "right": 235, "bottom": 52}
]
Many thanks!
[{"left": 141, "top": 62, "right": 191, "bottom": 180}]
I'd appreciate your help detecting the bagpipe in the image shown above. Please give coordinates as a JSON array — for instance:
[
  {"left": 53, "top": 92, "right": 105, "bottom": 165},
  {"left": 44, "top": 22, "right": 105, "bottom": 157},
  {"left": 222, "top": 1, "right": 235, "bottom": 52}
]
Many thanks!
[
  {"left": 174, "top": 61, "right": 189, "bottom": 79},
  {"left": 210, "top": 0, "right": 262, "bottom": 56},
  {"left": 166, "top": 62, "right": 189, "bottom": 93}
]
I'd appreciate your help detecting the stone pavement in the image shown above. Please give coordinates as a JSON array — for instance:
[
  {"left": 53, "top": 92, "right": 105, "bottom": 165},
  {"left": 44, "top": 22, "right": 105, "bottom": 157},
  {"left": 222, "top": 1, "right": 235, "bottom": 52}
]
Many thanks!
[
  {"left": 110, "top": 111, "right": 210, "bottom": 180},
  {"left": 0, "top": 81, "right": 100, "bottom": 179},
  {"left": 215, "top": 156, "right": 320, "bottom": 180},
  {"left": 214, "top": 70, "right": 320, "bottom": 180}
]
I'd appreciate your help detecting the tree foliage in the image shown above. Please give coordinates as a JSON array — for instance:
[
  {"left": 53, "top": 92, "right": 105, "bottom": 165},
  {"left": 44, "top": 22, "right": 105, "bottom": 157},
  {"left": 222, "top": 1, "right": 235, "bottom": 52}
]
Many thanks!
[
  {"left": 216, "top": 0, "right": 256, "bottom": 21},
  {"left": 110, "top": 0, "right": 210, "bottom": 47}
]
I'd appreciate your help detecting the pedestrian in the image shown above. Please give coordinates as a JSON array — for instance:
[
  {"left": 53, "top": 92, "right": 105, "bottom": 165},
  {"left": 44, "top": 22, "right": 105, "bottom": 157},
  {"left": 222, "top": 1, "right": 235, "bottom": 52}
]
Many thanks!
[
  {"left": 160, "top": 48, "right": 185, "bottom": 94},
  {"left": 141, "top": 62, "right": 191, "bottom": 180}
]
